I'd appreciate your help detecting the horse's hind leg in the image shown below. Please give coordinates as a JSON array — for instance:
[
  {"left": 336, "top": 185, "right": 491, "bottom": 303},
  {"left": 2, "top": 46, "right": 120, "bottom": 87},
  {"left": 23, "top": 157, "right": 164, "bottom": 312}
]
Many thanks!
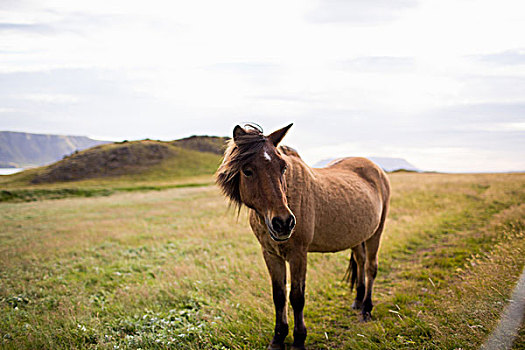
[
  {"left": 350, "top": 243, "right": 366, "bottom": 310},
  {"left": 362, "top": 219, "right": 386, "bottom": 322}
]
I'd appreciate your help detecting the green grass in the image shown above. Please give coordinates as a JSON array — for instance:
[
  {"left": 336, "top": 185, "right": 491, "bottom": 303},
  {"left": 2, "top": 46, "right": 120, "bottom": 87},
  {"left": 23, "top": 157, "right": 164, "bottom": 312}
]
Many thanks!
[
  {"left": 0, "top": 173, "right": 524, "bottom": 349},
  {"left": 0, "top": 182, "right": 211, "bottom": 203}
]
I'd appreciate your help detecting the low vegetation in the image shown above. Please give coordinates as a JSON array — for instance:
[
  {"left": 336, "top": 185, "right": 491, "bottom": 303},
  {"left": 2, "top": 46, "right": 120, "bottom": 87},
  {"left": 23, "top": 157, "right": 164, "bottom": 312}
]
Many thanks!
[{"left": 0, "top": 172, "right": 524, "bottom": 349}]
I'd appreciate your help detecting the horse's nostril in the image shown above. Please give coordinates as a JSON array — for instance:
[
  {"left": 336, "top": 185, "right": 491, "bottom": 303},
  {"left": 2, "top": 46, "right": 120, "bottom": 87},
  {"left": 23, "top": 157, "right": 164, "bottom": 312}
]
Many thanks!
[
  {"left": 271, "top": 215, "right": 295, "bottom": 235},
  {"left": 271, "top": 217, "right": 285, "bottom": 233},
  {"left": 287, "top": 215, "right": 296, "bottom": 230}
]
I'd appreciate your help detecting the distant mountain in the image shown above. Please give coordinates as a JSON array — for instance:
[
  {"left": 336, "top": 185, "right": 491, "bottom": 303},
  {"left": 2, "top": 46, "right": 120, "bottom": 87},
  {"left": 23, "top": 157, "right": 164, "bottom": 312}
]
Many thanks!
[
  {"left": 367, "top": 157, "right": 420, "bottom": 172},
  {"left": 0, "top": 131, "right": 109, "bottom": 168},
  {"left": 314, "top": 157, "right": 420, "bottom": 172}
]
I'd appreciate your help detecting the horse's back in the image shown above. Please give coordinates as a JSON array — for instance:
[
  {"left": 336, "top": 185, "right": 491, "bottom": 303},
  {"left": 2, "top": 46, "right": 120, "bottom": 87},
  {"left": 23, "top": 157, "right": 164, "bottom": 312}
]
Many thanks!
[
  {"left": 321, "top": 157, "right": 390, "bottom": 199},
  {"left": 325, "top": 156, "right": 378, "bottom": 172}
]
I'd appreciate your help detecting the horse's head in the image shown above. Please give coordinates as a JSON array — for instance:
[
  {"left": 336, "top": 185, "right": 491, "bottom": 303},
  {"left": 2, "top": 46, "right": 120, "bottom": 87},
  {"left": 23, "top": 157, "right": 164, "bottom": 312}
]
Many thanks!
[{"left": 216, "top": 123, "right": 296, "bottom": 242}]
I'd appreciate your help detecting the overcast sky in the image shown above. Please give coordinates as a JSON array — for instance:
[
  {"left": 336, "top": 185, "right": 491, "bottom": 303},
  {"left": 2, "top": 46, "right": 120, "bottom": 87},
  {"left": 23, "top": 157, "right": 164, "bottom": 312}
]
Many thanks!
[{"left": 1, "top": 0, "right": 524, "bottom": 172}]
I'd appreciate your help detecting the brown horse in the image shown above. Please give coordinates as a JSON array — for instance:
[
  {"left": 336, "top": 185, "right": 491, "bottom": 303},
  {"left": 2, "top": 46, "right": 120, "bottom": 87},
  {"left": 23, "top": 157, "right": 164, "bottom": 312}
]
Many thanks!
[{"left": 215, "top": 124, "right": 390, "bottom": 350}]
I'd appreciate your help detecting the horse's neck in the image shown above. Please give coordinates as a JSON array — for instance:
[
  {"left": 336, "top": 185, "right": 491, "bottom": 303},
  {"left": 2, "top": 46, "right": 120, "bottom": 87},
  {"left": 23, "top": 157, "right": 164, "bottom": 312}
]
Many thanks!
[{"left": 285, "top": 155, "right": 317, "bottom": 198}]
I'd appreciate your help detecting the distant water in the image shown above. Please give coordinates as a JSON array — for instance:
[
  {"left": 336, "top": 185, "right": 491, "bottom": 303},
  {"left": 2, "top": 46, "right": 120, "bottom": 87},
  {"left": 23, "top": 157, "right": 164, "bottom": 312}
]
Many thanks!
[{"left": 0, "top": 168, "right": 24, "bottom": 175}]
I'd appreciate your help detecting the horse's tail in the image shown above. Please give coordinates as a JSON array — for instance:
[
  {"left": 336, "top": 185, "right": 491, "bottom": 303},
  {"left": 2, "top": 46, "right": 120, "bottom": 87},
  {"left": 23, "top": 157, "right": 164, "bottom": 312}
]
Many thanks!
[{"left": 343, "top": 251, "right": 358, "bottom": 292}]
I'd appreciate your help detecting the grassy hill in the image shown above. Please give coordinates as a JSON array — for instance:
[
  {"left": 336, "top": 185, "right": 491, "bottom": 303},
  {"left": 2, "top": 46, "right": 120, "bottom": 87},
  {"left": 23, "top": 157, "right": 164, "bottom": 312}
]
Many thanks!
[
  {"left": 30, "top": 139, "right": 223, "bottom": 184},
  {"left": 0, "top": 136, "right": 226, "bottom": 202}
]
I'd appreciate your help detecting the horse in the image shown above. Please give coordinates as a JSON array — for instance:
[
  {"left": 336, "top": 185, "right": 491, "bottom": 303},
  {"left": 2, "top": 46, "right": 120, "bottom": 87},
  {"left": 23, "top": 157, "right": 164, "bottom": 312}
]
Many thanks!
[{"left": 215, "top": 123, "right": 390, "bottom": 350}]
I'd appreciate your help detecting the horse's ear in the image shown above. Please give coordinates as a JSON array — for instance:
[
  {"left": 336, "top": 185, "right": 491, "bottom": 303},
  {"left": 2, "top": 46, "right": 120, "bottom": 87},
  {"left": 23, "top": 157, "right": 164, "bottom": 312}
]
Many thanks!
[
  {"left": 268, "top": 123, "right": 293, "bottom": 147},
  {"left": 233, "top": 125, "right": 247, "bottom": 143}
]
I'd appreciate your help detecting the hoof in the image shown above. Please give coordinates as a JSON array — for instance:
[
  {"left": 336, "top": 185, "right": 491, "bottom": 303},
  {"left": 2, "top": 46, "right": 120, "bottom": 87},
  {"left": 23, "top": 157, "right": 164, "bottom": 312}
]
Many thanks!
[
  {"left": 351, "top": 300, "right": 363, "bottom": 310},
  {"left": 267, "top": 343, "right": 285, "bottom": 350},
  {"left": 361, "top": 312, "right": 372, "bottom": 323},
  {"left": 291, "top": 346, "right": 306, "bottom": 350}
]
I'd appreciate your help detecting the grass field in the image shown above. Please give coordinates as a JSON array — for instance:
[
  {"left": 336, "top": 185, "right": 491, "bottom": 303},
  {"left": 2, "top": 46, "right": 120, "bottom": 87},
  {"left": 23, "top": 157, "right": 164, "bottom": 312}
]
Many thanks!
[{"left": 0, "top": 172, "right": 524, "bottom": 349}]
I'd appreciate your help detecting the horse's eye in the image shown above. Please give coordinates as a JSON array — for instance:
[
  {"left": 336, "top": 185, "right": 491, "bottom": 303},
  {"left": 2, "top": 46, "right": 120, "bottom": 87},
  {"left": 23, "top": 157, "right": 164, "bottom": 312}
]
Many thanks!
[
  {"left": 282, "top": 165, "right": 287, "bottom": 174},
  {"left": 242, "top": 168, "right": 253, "bottom": 177}
]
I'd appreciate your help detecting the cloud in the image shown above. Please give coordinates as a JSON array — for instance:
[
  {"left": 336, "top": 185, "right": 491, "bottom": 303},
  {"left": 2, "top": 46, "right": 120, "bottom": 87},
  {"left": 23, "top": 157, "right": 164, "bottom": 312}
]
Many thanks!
[
  {"left": 19, "top": 93, "right": 80, "bottom": 104},
  {"left": 307, "top": 0, "right": 419, "bottom": 24},
  {"left": 338, "top": 56, "right": 416, "bottom": 72},
  {"left": 208, "top": 62, "right": 280, "bottom": 73},
  {"left": 472, "top": 49, "right": 525, "bottom": 66},
  {"left": 0, "top": 68, "right": 121, "bottom": 95},
  {"left": 249, "top": 94, "right": 317, "bottom": 103},
  {"left": 206, "top": 62, "right": 283, "bottom": 85},
  {"left": 427, "top": 102, "right": 525, "bottom": 123},
  {"left": 0, "top": 22, "right": 54, "bottom": 33},
  {"left": 0, "top": 107, "right": 17, "bottom": 113}
]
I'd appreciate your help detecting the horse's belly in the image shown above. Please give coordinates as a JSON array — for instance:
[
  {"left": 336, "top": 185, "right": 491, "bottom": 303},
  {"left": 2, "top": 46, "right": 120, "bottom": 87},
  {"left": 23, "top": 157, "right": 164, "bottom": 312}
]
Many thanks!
[
  {"left": 308, "top": 227, "right": 376, "bottom": 253},
  {"left": 308, "top": 200, "right": 382, "bottom": 253}
]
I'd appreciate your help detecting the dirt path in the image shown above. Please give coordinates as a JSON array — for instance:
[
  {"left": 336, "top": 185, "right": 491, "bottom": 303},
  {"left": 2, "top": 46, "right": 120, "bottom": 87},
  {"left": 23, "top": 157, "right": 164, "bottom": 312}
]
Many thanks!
[{"left": 482, "top": 266, "right": 525, "bottom": 350}]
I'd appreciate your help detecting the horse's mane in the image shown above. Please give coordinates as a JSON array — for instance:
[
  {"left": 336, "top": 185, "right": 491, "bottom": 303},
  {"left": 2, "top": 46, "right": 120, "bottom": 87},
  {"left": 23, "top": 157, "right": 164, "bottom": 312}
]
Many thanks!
[
  {"left": 279, "top": 145, "right": 300, "bottom": 158},
  {"left": 215, "top": 124, "right": 267, "bottom": 209}
]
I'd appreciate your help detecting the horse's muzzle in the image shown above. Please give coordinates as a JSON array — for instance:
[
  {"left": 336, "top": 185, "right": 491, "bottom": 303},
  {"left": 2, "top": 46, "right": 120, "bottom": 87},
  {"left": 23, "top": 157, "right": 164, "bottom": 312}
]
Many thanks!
[{"left": 266, "top": 214, "right": 296, "bottom": 242}]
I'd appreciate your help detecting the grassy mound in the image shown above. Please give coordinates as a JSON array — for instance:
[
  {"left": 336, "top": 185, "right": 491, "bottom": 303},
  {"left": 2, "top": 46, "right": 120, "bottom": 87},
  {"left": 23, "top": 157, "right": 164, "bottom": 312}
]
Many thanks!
[
  {"left": 20, "top": 138, "right": 224, "bottom": 184},
  {"left": 31, "top": 141, "right": 176, "bottom": 183}
]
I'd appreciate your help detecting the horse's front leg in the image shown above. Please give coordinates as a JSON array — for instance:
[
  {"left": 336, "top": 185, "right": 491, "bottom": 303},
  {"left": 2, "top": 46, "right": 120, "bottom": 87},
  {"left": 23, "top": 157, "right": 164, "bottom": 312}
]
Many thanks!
[
  {"left": 289, "top": 252, "right": 307, "bottom": 350},
  {"left": 263, "top": 251, "right": 288, "bottom": 350}
]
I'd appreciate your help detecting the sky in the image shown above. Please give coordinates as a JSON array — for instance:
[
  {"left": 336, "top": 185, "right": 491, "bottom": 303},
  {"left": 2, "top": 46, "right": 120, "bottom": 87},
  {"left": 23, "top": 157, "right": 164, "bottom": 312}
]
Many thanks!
[{"left": 0, "top": 0, "right": 524, "bottom": 172}]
